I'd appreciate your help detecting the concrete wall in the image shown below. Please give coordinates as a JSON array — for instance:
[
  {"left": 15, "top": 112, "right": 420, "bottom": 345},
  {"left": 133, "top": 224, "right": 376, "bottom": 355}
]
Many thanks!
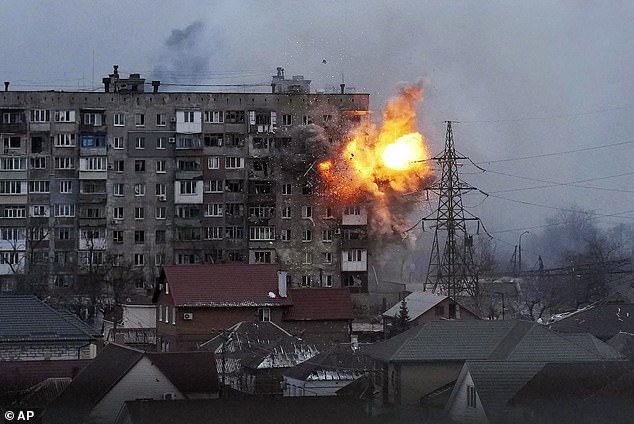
[{"left": 0, "top": 342, "right": 94, "bottom": 361}]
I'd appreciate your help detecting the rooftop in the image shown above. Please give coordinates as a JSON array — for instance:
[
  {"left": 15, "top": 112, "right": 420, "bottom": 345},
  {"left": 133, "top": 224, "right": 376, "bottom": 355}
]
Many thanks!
[{"left": 285, "top": 288, "right": 354, "bottom": 321}]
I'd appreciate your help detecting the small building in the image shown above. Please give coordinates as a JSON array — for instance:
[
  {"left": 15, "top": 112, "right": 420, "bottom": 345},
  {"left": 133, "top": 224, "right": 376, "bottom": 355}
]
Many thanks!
[
  {"left": 154, "top": 264, "right": 292, "bottom": 351},
  {"left": 43, "top": 343, "right": 219, "bottom": 424},
  {"left": 382, "top": 291, "right": 480, "bottom": 330},
  {"left": 283, "top": 288, "right": 354, "bottom": 344}
]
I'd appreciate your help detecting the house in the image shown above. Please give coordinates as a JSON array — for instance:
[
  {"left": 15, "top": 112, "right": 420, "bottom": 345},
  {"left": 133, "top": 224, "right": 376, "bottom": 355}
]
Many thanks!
[
  {"left": 115, "top": 398, "right": 371, "bottom": 424},
  {"left": 548, "top": 300, "right": 634, "bottom": 340},
  {"left": 446, "top": 361, "right": 547, "bottom": 424},
  {"left": 363, "top": 319, "right": 622, "bottom": 406},
  {"left": 43, "top": 343, "right": 219, "bottom": 424},
  {"left": 154, "top": 264, "right": 292, "bottom": 351},
  {"left": 283, "top": 288, "right": 354, "bottom": 344},
  {"left": 198, "top": 320, "right": 319, "bottom": 395},
  {"left": 509, "top": 361, "right": 634, "bottom": 424},
  {"left": 382, "top": 291, "right": 480, "bottom": 330},
  {"left": 104, "top": 295, "right": 157, "bottom": 349},
  {"left": 283, "top": 343, "right": 371, "bottom": 397}
]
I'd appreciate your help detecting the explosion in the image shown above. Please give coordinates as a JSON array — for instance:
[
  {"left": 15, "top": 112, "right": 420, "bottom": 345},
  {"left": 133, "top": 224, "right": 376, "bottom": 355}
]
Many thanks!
[{"left": 318, "top": 85, "right": 434, "bottom": 237}]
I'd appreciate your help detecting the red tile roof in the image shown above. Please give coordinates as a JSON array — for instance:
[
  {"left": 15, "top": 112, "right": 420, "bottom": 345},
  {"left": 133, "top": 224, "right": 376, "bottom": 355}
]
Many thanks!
[
  {"left": 285, "top": 288, "right": 354, "bottom": 321},
  {"left": 161, "top": 264, "right": 292, "bottom": 308}
]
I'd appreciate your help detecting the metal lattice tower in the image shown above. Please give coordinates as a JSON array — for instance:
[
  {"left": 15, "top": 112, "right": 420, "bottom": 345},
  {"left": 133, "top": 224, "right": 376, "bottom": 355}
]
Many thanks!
[{"left": 423, "top": 121, "right": 480, "bottom": 299}]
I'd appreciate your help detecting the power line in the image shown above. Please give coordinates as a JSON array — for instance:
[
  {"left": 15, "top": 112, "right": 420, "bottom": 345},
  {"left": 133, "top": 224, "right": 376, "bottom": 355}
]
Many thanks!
[{"left": 459, "top": 103, "right": 634, "bottom": 124}]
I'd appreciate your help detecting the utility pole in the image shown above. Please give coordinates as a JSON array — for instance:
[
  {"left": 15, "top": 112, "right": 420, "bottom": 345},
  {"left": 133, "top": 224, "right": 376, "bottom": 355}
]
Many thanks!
[
  {"left": 423, "top": 121, "right": 483, "bottom": 299},
  {"left": 519, "top": 231, "right": 529, "bottom": 274}
]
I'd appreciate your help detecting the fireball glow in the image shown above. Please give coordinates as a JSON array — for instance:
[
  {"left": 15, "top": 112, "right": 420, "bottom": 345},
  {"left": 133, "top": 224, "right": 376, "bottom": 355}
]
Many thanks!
[{"left": 381, "top": 132, "right": 426, "bottom": 171}]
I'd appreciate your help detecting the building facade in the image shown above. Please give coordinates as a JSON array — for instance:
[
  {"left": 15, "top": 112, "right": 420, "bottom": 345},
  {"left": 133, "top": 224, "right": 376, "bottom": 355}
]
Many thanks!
[{"left": 0, "top": 67, "right": 370, "bottom": 296}]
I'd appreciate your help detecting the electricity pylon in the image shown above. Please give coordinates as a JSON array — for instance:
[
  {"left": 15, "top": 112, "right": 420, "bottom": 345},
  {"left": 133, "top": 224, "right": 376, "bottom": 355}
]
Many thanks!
[{"left": 423, "top": 121, "right": 482, "bottom": 299}]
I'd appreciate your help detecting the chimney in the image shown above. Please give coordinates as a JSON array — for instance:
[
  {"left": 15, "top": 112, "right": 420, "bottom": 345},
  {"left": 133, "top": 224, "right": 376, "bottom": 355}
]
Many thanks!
[
  {"left": 340, "top": 83, "right": 345, "bottom": 94},
  {"left": 152, "top": 80, "right": 161, "bottom": 93},
  {"left": 276, "top": 67, "right": 284, "bottom": 78},
  {"left": 102, "top": 78, "right": 111, "bottom": 93},
  {"left": 277, "top": 271, "right": 288, "bottom": 298},
  {"left": 113, "top": 65, "right": 119, "bottom": 76},
  {"left": 4, "top": 82, "right": 9, "bottom": 92}
]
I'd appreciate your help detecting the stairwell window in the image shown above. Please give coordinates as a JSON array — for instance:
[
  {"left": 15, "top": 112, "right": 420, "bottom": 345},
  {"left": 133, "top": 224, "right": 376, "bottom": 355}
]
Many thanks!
[{"left": 467, "top": 385, "right": 477, "bottom": 408}]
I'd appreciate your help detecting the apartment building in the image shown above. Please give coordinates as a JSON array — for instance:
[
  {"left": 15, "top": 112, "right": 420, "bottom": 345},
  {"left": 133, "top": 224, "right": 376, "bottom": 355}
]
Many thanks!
[{"left": 0, "top": 67, "right": 371, "bottom": 296}]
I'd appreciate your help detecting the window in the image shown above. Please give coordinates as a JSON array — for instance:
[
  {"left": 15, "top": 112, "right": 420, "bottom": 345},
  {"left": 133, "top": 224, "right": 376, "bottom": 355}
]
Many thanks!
[
  {"left": 31, "top": 205, "right": 49, "bottom": 217},
  {"left": 112, "top": 230, "right": 124, "bottom": 244},
  {"left": 156, "top": 113, "right": 166, "bottom": 126},
  {"left": 225, "top": 157, "right": 243, "bottom": 169},
  {"left": 113, "top": 113, "right": 125, "bottom": 126},
  {"left": 80, "top": 157, "right": 107, "bottom": 171},
  {"left": 303, "top": 252, "right": 312, "bottom": 264},
  {"left": 155, "top": 206, "right": 166, "bottom": 219},
  {"left": 322, "top": 230, "right": 333, "bottom": 242},
  {"left": 225, "top": 110, "right": 245, "bottom": 123},
  {"left": 155, "top": 253, "right": 165, "bottom": 266},
  {"left": 156, "top": 160, "right": 166, "bottom": 173},
  {"left": 156, "top": 183, "right": 166, "bottom": 196},
  {"left": 156, "top": 137, "right": 166, "bottom": 149},
  {"left": 113, "top": 207, "right": 124, "bottom": 220},
  {"left": 302, "top": 115, "right": 310, "bottom": 125},
  {"left": 0, "top": 228, "right": 25, "bottom": 241},
  {"left": 30, "top": 157, "right": 46, "bottom": 169},
  {"left": 301, "top": 275, "right": 312, "bottom": 287},
  {"left": 204, "top": 134, "right": 223, "bottom": 147},
  {"left": 135, "top": 230, "right": 145, "bottom": 244},
  {"left": 258, "top": 308, "right": 271, "bottom": 322},
  {"left": 134, "top": 207, "right": 145, "bottom": 220},
  {"left": 224, "top": 180, "right": 243, "bottom": 193},
  {"left": 254, "top": 251, "right": 272, "bottom": 264},
  {"left": 0, "top": 181, "right": 22, "bottom": 195},
  {"left": 205, "top": 227, "right": 223, "bottom": 240},
  {"left": 54, "top": 157, "right": 75, "bottom": 169},
  {"left": 135, "top": 160, "right": 145, "bottom": 172},
  {"left": 225, "top": 203, "right": 244, "bottom": 217},
  {"left": 344, "top": 206, "right": 361, "bottom": 215},
  {"left": 183, "top": 111, "right": 195, "bottom": 122},
  {"left": 204, "top": 180, "right": 223, "bottom": 193},
  {"left": 248, "top": 206, "right": 274, "bottom": 219},
  {"left": 302, "top": 184, "right": 313, "bottom": 195},
  {"left": 281, "top": 207, "right": 292, "bottom": 219},
  {"left": 114, "top": 160, "right": 124, "bottom": 173},
  {"left": 113, "top": 136, "right": 124, "bottom": 149},
  {"left": 322, "top": 252, "right": 333, "bottom": 264},
  {"left": 282, "top": 114, "right": 292, "bottom": 126},
  {"left": 204, "top": 110, "right": 224, "bottom": 123},
  {"left": 83, "top": 112, "right": 103, "bottom": 126},
  {"left": 31, "top": 109, "right": 50, "bottom": 122},
  {"left": 173, "top": 206, "right": 198, "bottom": 220},
  {"left": 134, "top": 183, "right": 145, "bottom": 196},
  {"left": 135, "top": 137, "right": 145, "bottom": 149},
  {"left": 225, "top": 226, "right": 244, "bottom": 240},
  {"left": 324, "top": 206, "right": 334, "bottom": 218},
  {"left": 176, "top": 158, "right": 201, "bottom": 172},
  {"left": 302, "top": 229, "right": 312, "bottom": 242},
  {"left": 176, "top": 227, "right": 201, "bottom": 241},
  {"left": 208, "top": 156, "right": 220, "bottom": 169},
  {"left": 113, "top": 183, "right": 124, "bottom": 197},
  {"left": 249, "top": 226, "right": 275, "bottom": 241},
  {"left": 3, "top": 136, "right": 21, "bottom": 149},
  {"left": 205, "top": 203, "right": 223, "bottom": 217},
  {"left": 347, "top": 249, "right": 364, "bottom": 262},
  {"left": 54, "top": 133, "right": 76, "bottom": 147},
  {"left": 54, "top": 204, "right": 75, "bottom": 217},
  {"left": 134, "top": 253, "right": 145, "bottom": 267},
  {"left": 280, "top": 229, "right": 291, "bottom": 241},
  {"left": 59, "top": 180, "right": 72, "bottom": 194},
  {"left": 56, "top": 227, "right": 72, "bottom": 240},
  {"left": 135, "top": 113, "right": 145, "bottom": 127},
  {"left": 323, "top": 274, "right": 333, "bottom": 287},
  {"left": 302, "top": 206, "right": 313, "bottom": 219},
  {"left": 54, "top": 110, "right": 76, "bottom": 122},
  {"left": 467, "top": 385, "right": 477, "bottom": 408},
  {"left": 179, "top": 180, "right": 197, "bottom": 195}
]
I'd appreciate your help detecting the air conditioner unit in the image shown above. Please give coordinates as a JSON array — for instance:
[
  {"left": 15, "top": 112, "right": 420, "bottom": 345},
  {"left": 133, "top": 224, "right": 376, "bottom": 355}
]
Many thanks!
[
  {"left": 168, "top": 137, "right": 176, "bottom": 143},
  {"left": 183, "top": 312, "right": 193, "bottom": 320},
  {"left": 334, "top": 228, "right": 341, "bottom": 235},
  {"left": 158, "top": 194, "right": 166, "bottom": 201}
]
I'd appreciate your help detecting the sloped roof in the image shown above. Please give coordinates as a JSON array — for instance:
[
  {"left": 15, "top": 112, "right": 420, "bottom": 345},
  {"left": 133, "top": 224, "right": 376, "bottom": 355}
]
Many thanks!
[
  {"left": 284, "top": 344, "right": 370, "bottom": 381},
  {"left": 382, "top": 291, "right": 447, "bottom": 321},
  {"left": 160, "top": 264, "right": 292, "bottom": 307},
  {"left": 14, "top": 377, "right": 71, "bottom": 410},
  {"left": 365, "top": 320, "right": 619, "bottom": 363},
  {"left": 284, "top": 288, "right": 354, "bottom": 321},
  {"left": 146, "top": 351, "right": 219, "bottom": 394},
  {"left": 548, "top": 302, "right": 634, "bottom": 340},
  {"left": 464, "top": 361, "right": 546, "bottom": 421},
  {"left": 44, "top": 344, "right": 219, "bottom": 424},
  {"left": 0, "top": 295, "right": 100, "bottom": 343},
  {"left": 607, "top": 331, "right": 634, "bottom": 359}
]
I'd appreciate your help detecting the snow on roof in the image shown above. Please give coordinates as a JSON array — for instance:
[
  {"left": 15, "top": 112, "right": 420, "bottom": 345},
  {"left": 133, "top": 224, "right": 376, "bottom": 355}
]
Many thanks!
[{"left": 382, "top": 291, "right": 447, "bottom": 321}]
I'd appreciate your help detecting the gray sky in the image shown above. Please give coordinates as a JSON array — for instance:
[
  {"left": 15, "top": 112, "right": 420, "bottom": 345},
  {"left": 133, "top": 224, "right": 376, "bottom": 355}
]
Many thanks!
[{"left": 2, "top": 0, "right": 633, "bottom": 270}]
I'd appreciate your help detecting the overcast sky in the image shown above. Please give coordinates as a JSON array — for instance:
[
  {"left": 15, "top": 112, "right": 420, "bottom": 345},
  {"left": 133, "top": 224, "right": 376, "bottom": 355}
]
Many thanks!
[{"left": 2, "top": 0, "right": 633, "bottom": 271}]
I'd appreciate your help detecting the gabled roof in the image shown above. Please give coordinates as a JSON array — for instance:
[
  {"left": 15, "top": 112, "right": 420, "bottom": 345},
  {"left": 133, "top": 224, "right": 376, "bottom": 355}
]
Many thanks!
[
  {"left": 364, "top": 320, "right": 619, "bottom": 363},
  {"left": 456, "top": 361, "right": 546, "bottom": 422},
  {"left": 548, "top": 302, "right": 634, "bottom": 340},
  {"left": 0, "top": 295, "right": 100, "bottom": 343},
  {"left": 159, "top": 264, "right": 292, "bottom": 307},
  {"left": 44, "top": 344, "right": 219, "bottom": 424},
  {"left": 382, "top": 291, "right": 447, "bottom": 321},
  {"left": 285, "top": 288, "right": 354, "bottom": 321},
  {"left": 283, "top": 344, "right": 370, "bottom": 381}
]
